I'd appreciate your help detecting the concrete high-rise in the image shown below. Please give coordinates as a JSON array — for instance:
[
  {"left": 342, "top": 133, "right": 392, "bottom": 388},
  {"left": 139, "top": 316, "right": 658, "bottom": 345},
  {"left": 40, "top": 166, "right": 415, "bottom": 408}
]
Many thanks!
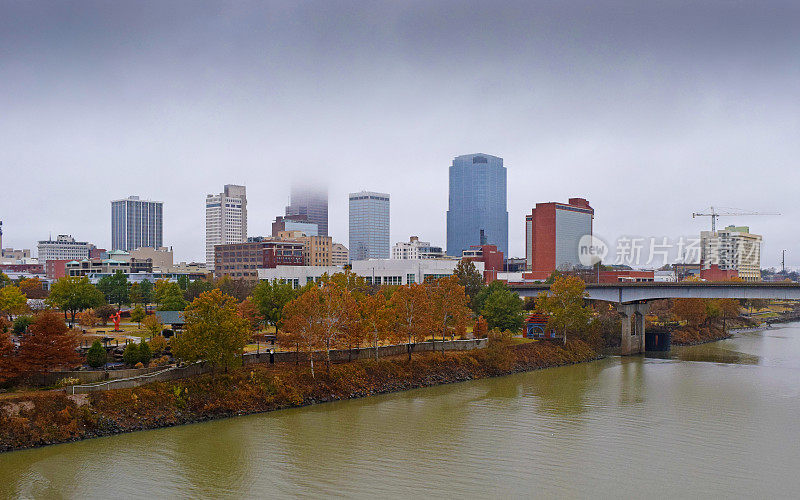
[
  {"left": 111, "top": 196, "right": 163, "bottom": 251},
  {"left": 206, "top": 185, "right": 247, "bottom": 269},
  {"left": 349, "top": 191, "right": 390, "bottom": 262},
  {"left": 446, "top": 153, "right": 508, "bottom": 257},
  {"left": 701, "top": 225, "right": 762, "bottom": 281},
  {"left": 286, "top": 183, "right": 328, "bottom": 237}
]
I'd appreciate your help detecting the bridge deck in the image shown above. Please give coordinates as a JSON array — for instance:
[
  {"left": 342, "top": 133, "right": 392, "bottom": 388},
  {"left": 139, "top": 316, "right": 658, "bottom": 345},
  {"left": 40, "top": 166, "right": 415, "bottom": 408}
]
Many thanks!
[{"left": 509, "top": 282, "right": 800, "bottom": 304}]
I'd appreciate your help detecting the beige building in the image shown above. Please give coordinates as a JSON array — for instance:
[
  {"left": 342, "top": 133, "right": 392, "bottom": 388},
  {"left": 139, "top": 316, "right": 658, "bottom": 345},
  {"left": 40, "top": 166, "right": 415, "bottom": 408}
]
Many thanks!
[
  {"left": 130, "top": 246, "right": 173, "bottom": 271},
  {"left": 277, "top": 230, "right": 332, "bottom": 266},
  {"left": 701, "top": 225, "right": 762, "bottom": 281},
  {"left": 332, "top": 243, "right": 349, "bottom": 267},
  {"left": 205, "top": 184, "right": 247, "bottom": 270}
]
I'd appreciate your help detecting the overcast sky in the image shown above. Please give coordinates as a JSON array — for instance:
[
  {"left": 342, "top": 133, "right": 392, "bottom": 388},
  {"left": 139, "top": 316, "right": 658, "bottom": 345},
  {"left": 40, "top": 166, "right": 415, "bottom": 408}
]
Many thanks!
[{"left": 2, "top": 1, "right": 798, "bottom": 268}]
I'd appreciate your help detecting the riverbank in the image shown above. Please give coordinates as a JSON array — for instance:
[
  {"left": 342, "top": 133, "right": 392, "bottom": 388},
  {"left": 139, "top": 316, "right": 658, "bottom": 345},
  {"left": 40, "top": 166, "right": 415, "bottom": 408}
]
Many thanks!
[{"left": 0, "top": 339, "right": 599, "bottom": 453}]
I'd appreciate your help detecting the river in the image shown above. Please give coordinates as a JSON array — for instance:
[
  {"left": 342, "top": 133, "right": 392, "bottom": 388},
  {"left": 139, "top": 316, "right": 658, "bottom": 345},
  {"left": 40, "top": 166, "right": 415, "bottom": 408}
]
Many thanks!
[{"left": 3, "top": 323, "right": 800, "bottom": 498}]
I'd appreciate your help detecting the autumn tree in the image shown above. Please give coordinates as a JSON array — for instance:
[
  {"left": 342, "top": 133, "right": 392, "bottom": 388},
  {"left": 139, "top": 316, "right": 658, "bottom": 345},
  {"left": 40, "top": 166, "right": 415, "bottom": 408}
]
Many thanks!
[
  {"left": 143, "top": 314, "right": 164, "bottom": 339},
  {"left": 282, "top": 287, "right": 325, "bottom": 377},
  {"left": 427, "top": 276, "right": 471, "bottom": 350},
  {"left": 473, "top": 316, "right": 488, "bottom": 338},
  {"left": 360, "top": 292, "right": 396, "bottom": 360},
  {"left": 17, "top": 311, "right": 79, "bottom": 378},
  {"left": 130, "top": 305, "right": 146, "bottom": 327},
  {"left": 0, "top": 285, "right": 28, "bottom": 321},
  {"left": 671, "top": 299, "right": 708, "bottom": 326},
  {"left": 214, "top": 276, "right": 256, "bottom": 302},
  {"left": 95, "top": 304, "right": 117, "bottom": 326},
  {"left": 46, "top": 276, "right": 104, "bottom": 327},
  {"left": 535, "top": 275, "right": 593, "bottom": 342},
  {"left": 77, "top": 309, "right": 98, "bottom": 328},
  {"left": 18, "top": 278, "right": 47, "bottom": 299},
  {"left": 0, "top": 330, "right": 18, "bottom": 386},
  {"left": 172, "top": 289, "right": 250, "bottom": 372},
  {"left": 139, "top": 279, "right": 154, "bottom": 311},
  {"left": 238, "top": 297, "right": 264, "bottom": 334},
  {"left": 388, "top": 283, "right": 431, "bottom": 360},
  {"left": 185, "top": 279, "right": 214, "bottom": 302},
  {"left": 316, "top": 279, "right": 355, "bottom": 369}
]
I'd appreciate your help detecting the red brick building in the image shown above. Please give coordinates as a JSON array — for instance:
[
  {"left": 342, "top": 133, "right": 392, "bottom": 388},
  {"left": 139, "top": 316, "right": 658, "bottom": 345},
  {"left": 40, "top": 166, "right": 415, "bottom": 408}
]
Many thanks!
[
  {"left": 45, "top": 259, "right": 69, "bottom": 280},
  {"left": 462, "top": 244, "right": 504, "bottom": 282},
  {"left": 700, "top": 264, "right": 738, "bottom": 281},
  {"left": 214, "top": 238, "right": 304, "bottom": 280},
  {"left": 526, "top": 198, "right": 594, "bottom": 274},
  {"left": 0, "top": 263, "right": 44, "bottom": 274}
]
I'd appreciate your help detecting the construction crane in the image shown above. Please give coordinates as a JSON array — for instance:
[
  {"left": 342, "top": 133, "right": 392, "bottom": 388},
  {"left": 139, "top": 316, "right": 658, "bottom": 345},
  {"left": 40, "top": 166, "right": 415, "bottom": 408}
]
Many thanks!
[{"left": 692, "top": 206, "right": 780, "bottom": 232}]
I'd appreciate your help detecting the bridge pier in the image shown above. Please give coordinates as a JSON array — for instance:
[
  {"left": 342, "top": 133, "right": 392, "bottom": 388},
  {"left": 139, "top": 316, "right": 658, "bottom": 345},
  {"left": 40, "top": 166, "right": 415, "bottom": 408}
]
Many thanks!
[{"left": 617, "top": 302, "right": 650, "bottom": 355}]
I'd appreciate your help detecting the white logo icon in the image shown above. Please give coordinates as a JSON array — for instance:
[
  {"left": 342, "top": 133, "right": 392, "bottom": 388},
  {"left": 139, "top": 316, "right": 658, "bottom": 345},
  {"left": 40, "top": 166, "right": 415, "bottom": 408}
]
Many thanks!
[{"left": 578, "top": 235, "right": 608, "bottom": 267}]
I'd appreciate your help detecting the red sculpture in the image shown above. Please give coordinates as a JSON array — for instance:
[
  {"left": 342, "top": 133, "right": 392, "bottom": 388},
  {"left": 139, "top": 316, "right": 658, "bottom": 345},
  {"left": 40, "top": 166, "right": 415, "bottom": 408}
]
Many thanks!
[{"left": 111, "top": 311, "right": 121, "bottom": 332}]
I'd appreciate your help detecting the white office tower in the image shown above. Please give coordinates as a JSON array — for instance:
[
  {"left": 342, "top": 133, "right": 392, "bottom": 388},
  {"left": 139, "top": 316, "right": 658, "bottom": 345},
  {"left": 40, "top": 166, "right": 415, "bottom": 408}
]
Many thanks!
[{"left": 205, "top": 185, "right": 247, "bottom": 269}]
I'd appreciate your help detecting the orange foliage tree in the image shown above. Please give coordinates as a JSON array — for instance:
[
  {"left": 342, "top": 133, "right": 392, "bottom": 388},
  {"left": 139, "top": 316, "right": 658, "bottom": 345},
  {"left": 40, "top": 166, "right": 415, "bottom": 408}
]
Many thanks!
[
  {"left": 388, "top": 283, "right": 431, "bottom": 360},
  {"left": 473, "top": 316, "right": 488, "bottom": 338},
  {"left": 0, "top": 330, "right": 18, "bottom": 386},
  {"left": 359, "top": 291, "right": 397, "bottom": 360},
  {"left": 18, "top": 278, "right": 47, "bottom": 299},
  {"left": 671, "top": 298, "right": 708, "bottom": 326},
  {"left": 427, "top": 276, "right": 471, "bottom": 351},
  {"left": 17, "top": 311, "right": 80, "bottom": 379},
  {"left": 282, "top": 287, "right": 325, "bottom": 377},
  {"left": 238, "top": 297, "right": 264, "bottom": 334}
]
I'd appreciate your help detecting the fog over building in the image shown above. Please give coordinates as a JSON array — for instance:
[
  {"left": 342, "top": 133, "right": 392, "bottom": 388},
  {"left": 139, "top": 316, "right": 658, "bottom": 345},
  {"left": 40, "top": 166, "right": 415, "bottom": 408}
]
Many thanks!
[{"left": 286, "top": 183, "right": 328, "bottom": 237}]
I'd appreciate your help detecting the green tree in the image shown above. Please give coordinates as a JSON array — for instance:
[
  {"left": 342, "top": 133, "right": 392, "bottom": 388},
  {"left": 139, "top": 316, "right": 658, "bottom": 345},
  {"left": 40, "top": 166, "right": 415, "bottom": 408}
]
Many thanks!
[
  {"left": 12, "top": 315, "right": 33, "bottom": 335},
  {"left": 251, "top": 279, "right": 296, "bottom": 330},
  {"left": 535, "top": 275, "right": 593, "bottom": 342},
  {"left": 96, "top": 271, "right": 129, "bottom": 309},
  {"left": 172, "top": 289, "right": 250, "bottom": 372},
  {"left": 143, "top": 313, "right": 163, "bottom": 338},
  {"left": 472, "top": 280, "right": 510, "bottom": 317},
  {"left": 139, "top": 279, "right": 154, "bottom": 310},
  {"left": 128, "top": 283, "right": 142, "bottom": 306},
  {"left": 453, "top": 259, "right": 485, "bottom": 312},
  {"left": 86, "top": 340, "right": 107, "bottom": 368},
  {"left": 138, "top": 339, "right": 152, "bottom": 365},
  {"left": 0, "top": 286, "right": 28, "bottom": 321},
  {"left": 481, "top": 287, "right": 524, "bottom": 332},
  {"left": 177, "top": 275, "right": 190, "bottom": 291},
  {"left": 46, "top": 276, "right": 105, "bottom": 327},
  {"left": 0, "top": 272, "right": 11, "bottom": 288},
  {"left": 156, "top": 282, "right": 188, "bottom": 311},
  {"left": 130, "top": 305, "right": 146, "bottom": 327},
  {"left": 122, "top": 342, "right": 140, "bottom": 366}
]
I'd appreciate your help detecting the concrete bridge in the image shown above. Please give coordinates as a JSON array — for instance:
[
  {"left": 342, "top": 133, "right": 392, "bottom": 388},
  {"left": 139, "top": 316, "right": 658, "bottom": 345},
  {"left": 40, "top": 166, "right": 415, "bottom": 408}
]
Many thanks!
[{"left": 510, "top": 282, "right": 800, "bottom": 355}]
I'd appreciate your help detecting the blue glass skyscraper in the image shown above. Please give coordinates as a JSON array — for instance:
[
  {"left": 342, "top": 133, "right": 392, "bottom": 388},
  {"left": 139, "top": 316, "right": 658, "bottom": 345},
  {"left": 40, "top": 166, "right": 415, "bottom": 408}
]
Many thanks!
[{"left": 446, "top": 153, "right": 508, "bottom": 257}]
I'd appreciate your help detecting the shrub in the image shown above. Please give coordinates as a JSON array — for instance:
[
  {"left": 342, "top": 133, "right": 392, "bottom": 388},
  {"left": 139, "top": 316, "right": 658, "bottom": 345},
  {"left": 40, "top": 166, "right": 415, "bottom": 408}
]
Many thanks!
[
  {"left": 122, "top": 342, "right": 140, "bottom": 366},
  {"left": 134, "top": 362, "right": 144, "bottom": 369},
  {"left": 86, "top": 340, "right": 107, "bottom": 368},
  {"left": 55, "top": 377, "right": 81, "bottom": 388},
  {"left": 138, "top": 340, "right": 152, "bottom": 365},
  {"left": 12, "top": 315, "right": 34, "bottom": 335}
]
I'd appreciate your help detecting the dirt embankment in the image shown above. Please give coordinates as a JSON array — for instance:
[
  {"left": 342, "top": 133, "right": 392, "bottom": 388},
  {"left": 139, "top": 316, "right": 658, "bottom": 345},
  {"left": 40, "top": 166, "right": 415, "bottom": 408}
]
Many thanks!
[{"left": 0, "top": 340, "right": 600, "bottom": 453}]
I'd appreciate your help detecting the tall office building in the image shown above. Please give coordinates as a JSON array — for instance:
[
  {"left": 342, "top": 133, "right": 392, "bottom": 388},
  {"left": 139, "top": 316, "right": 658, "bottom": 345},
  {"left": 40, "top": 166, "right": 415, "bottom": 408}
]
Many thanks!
[
  {"left": 701, "top": 225, "right": 762, "bottom": 281},
  {"left": 349, "top": 191, "right": 390, "bottom": 262},
  {"left": 206, "top": 185, "right": 247, "bottom": 269},
  {"left": 286, "top": 183, "right": 328, "bottom": 237},
  {"left": 526, "top": 198, "right": 594, "bottom": 273},
  {"left": 111, "top": 196, "right": 163, "bottom": 251},
  {"left": 446, "top": 153, "right": 508, "bottom": 257}
]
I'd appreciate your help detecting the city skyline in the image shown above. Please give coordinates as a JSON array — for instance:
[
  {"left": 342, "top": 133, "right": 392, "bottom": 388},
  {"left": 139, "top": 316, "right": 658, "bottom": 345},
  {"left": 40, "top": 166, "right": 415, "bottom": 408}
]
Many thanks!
[{"left": 1, "top": 2, "right": 798, "bottom": 267}]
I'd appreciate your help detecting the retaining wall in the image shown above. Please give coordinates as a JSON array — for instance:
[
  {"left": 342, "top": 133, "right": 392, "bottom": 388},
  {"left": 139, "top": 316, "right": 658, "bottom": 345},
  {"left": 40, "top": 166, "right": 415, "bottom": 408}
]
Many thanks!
[{"left": 68, "top": 339, "right": 488, "bottom": 393}]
